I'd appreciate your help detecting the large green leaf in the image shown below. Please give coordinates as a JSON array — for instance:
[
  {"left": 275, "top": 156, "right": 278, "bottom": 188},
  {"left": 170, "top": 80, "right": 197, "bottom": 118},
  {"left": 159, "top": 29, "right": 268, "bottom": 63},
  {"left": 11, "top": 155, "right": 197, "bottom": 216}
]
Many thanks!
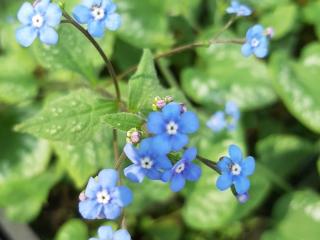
[
  {"left": 0, "top": 109, "right": 51, "bottom": 184},
  {"left": 181, "top": 43, "right": 276, "bottom": 110},
  {"left": 54, "top": 129, "right": 114, "bottom": 188},
  {"left": 257, "top": 134, "right": 315, "bottom": 178},
  {"left": 261, "top": 3, "right": 298, "bottom": 39},
  {"left": 15, "top": 89, "right": 117, "bottom": 144},
  {"left": 271, "top": 47, "right": 320, "bottom": 133},
  {"left": 103, "top": 112, "right": 145, "bottom": 132},
  {"left": 55, "top": 219, "right": 88, "bottom": 240},
  {"left": 33, "top": 24, "right": 97, "bottom": 82},
  {"left": 116, "top": 0, "right": 174, "bottom": 49},
  {"left": 262, "top": 190, "right": 320, "bottom": 240},
  {"left": 0, "top": 170, "right": 61, "bottom": 222}
]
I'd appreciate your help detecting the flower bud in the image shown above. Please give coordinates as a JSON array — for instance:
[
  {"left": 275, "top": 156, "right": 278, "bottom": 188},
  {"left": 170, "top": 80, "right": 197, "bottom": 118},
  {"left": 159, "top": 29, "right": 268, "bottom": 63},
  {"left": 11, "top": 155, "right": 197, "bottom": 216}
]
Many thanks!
[
  {"left": 152, "top": 96, "right": 166, "bottom": 111},
  {"left": 164, "top": 96, "right": 174, "bottom": 103},
  {"left": 79, "top": 191, "right": 87, "bottom": 201},
  {"left": 126, "top": 128, "right": 141, "bottom": 144},
  {"left": 237, "top": 192, "right": 249, "bottom": 204},
  {"left": 180, "top": 103, "right": 187, "bottom": 113},
  {"left": 265, "top": 27, "right": 274, "bottom": 39}
]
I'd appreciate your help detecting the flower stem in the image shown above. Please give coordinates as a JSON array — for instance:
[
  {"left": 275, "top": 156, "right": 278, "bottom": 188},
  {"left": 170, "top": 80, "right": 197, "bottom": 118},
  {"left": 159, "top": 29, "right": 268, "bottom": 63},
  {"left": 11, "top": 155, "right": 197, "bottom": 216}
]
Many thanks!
[
  {"left": 117, "top": 38, "right": 245, "bottom": 80},
  {"left": 196, "top": 155, "right": 221, "bottom": 174}
]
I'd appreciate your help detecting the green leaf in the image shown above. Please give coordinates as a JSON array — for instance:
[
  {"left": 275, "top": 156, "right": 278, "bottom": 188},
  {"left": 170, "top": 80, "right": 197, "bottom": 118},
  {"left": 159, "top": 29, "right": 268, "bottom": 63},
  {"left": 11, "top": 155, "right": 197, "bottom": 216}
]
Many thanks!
[
  {"left": 270, "top": 49, "right": 320, "bottom": 133},
  {"left": 0, "top": 170, "right": 61, "bottom": 222},
  {"left": 15, "top": 89, "right": 117, "bottom": 144},
  {"left": 103, "top": 112, "right": 145, "bottom": 132},
  {"left": 0, "top": 54, "right": 38, "bottom": 104},
  {"left": 182, "top": 43, "right": 276, "bottom": 110},
  {"left": 261, "top": 4, "right": 297, "bottom": 39},
  {"left": 262, "top": 190, "right": 320, "bottom": 240},
  {"left": 33, "top": 24, "right": 97, "bottom": 82},
  {"left": 257, "top": 134, "right": 315, "bottom": 178},
  {"left": 0, "top": 109, "right": 51, "bottom": 184},
  {"left": 55, "top": 219, "right": 88, "bottom": 240},
  {"left": 142, "top": 217, "right": 182, "bottom": 240},
  {"left": 302, "top": 1, "right": 320, "bottom": 25},
  {"left": 116, "top": 0, "right": 174, "bottom": 49},
  {"left": 54, "top": 129, "right": 114, "bottom": 188}
]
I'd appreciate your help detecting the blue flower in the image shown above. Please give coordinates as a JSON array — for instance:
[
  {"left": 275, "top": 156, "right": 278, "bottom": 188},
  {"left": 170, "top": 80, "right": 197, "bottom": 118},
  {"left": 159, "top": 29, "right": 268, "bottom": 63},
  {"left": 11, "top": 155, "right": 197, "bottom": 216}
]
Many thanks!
[
  {"left": 79, "top": 169, "right": 132, "bottom": 220},
  {"left": 206, "top": 101, "right": 240, "bottom": 132},
  {"left": 124, "top": 138, "right": 172, "bottom": 183},
  {"left": 226, "top": 1, "right": 252, "bottom": 17},
  {"left": 216, "top": 145, "right": 255, "bottom": 195},
  {"left": 241, "top": 24, "right": 269, "bottom": 58},
  {"left": 73, "top": 0, "right": 121, "bottom": 38},
  {"left": 147, "top": 103, "right": 199, "bottom": 152},
  {"left": 162, "top": 148, "right": 202, "bottom": 192},
  {"left": 90, "top": 226, "right": 131, "bottom": 240},
  {"left": 16, "top": 0, "right": 62, "bottom": 47}
]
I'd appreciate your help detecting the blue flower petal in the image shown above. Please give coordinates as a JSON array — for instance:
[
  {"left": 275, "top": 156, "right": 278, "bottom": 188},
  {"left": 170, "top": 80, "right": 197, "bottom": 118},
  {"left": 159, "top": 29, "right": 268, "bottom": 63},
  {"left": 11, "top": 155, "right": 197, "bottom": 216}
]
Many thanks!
[
  {"left": 183, "top": 147, "right": 197, "bottom": 162},
  {"left": 217, "top": 157, "right": 232, "bottom": 173},
  {"left": 83, "top": 0, "right": 102, "bottom": 8},
  {"left": 216, "top": 173, "right": 232, "bottom": 191},
  {"left": 179, "top": 111, "right": 199, "bottom": 134},
  {"left": 124, "top": 164, "right": 145, "bottom": 183},
  {"left": 170, "top": 133, "right": 188, "bottom": 151},
  {"left": 170, "top": 174, "right": 186, "bottom": 192},
  {"left": 39, "top": 26, "right": 58, "bottom": 45},
  {"left": 45, "top": 3, "right": 62, "bottom": 27},
  {"left": 147, "top": 112, "right": 165, "bottom": 134},
  {"left": 206, "top": 111, "right": 226, "bottom": 132},
  {"left": 161, "top": 170, "right": 172, "bottom": 182},
  {"left": 34, "top": 0, "right": 50, "bottom": 14},
  {"left": 79, "top": 199, "right": 102, "bottom": 219},
  {"left": 85, "top": 177, "right": 100, "bottom": 198},
  {"left": 151, "top": 136, "right": 171, "bottom": 155},
  {"left": 162, "top": 103, "right": 181, "bottom": 121},
  {"left": 251, "top": 24, "right": 264, "bottom": 35},
  {"left": 234, "top": 176, "right": 250, "bottom": 194},
  {"left": 104, "top": 1, "right": 117, "bottom": 12},
  {"left": 98, "top": 226, "right": 113, "bottom": 239},
  {"left": 103, "top": 203, "right": 121, "bottom": 219},
  {"left": 254, "top": 46, "right": 268, "bottom": 58},
  {"left": 72, "top": 5, "right": 91, "bottom": 24},
  {"left": 112, "top": 186, "right": 133, "bottom": 207},
  {"left": 113, "top": 229, "right": 131, "bottom": 240},
  {"left": 183, "top": 163, "right": 201, "bottom": 181},
  {"left": 241, "top": 43, "right": 253, "bottom": 57},
  {"left": 98, "top": 169, "right": 118, "bottom": 188},
  {"left": 105, "top": 13, "right": 121, "bottom": 31},
  {"left": 241, "top": 156, "right": 255, "bottom": 176},
  {"left": 16, "top": 26, "right": 37, "bottom": 47},
  {"left": 88, "top": 20, "right": 105, "bottom": 38},
  {"left": 124, "top": 143, "right": 139, "bottom": 164},
  {"left": 145, "top": 168, "right": 161, "bottom": 180},
  {"left": 17, "top": 2, "right": 34, "bottom": 24},
  {"left": 138, "top": 138, "right": 153, "bottom": 155},
  {"left": 228, "top": 144, "right": 242, "bottom": 163},
  {"left": 156, "top": 155, "right": 172, "bottom": 169}
]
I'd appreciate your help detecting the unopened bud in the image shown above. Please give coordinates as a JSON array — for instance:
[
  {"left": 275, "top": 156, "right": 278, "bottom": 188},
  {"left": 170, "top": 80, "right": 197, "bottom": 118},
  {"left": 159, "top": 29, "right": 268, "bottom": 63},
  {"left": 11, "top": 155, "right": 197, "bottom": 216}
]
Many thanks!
[
  {"left": 180, "top": 103, "right": 187, "bottom": 113},
  {"left": 164, "top": 96, "right": 174, "bottom": 103},
  {"left": 79, "top": 191, "right": 87, "bottom": 201},
  {"left": 265, "top": 27, "right": 274, "bottom": 39},
  {"left": 126, "top": 128, "right": 141, "bottom": 144},
  {"left": 237, "top": 192, "right": 249, "bottom": 204},
  {"left": 152, "top": 96, "right": 166, "bottom": 111}
]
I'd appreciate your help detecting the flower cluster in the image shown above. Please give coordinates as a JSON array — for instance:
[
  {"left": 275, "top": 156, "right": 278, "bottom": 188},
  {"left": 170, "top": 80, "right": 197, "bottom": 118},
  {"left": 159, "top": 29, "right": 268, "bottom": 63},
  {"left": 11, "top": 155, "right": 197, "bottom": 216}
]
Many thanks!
[
  {"left": 124, "top": 101, "right": 201, "bottom": 192},
  {"left": 216, "top": 145, "right": 255, "bottom": 199},
  {"left": 90, "top": 226, "right": 131, "bottom": 240},
  {"left": 206, "top": 101, "right": 240, "bottom": 133},
  {"left": 226, "top": 0, "right": 252, "bottom": 17}
]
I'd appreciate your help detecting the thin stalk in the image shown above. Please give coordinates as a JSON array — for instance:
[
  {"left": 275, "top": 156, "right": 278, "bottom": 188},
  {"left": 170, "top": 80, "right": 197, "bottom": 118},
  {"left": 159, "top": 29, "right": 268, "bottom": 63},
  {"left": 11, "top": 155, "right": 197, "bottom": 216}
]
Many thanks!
[
  {"left": 157, "top": 59, "right": 178, "bottom": 88},
  {"left": 213, "top": 15, "right": 237, "bottom": 39},
  {"left": 197, "top": 155, "right": 221, "bottom": 174}
]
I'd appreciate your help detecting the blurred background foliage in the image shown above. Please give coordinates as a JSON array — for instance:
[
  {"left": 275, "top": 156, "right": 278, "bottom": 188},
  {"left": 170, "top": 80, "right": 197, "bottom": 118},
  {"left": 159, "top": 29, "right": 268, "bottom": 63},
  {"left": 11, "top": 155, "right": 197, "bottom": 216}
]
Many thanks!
[{"left": 0, "top": 0, "right": 320, "bottom": 239}]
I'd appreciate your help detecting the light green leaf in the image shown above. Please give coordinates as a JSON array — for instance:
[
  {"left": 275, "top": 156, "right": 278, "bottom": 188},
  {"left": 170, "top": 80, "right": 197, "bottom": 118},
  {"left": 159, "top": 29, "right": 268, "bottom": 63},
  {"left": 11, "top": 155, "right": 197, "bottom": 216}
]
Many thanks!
[
  {"left": 116, "top": 0, "right": 174, "bottom": 49},
  {"left": 0, "top": 170, "right": 61, "bottom": 222},
  {"left": 257, "top": 134, "right": 315, "bottom": 178},
  {"left": 271, "top": 49, "right": 320, "bottom": 133},
  {"left": 55, "top": 219, "right": 88, "bottom": 240},
  {"left": 103, "top": 112, "right": 145, "bottom": 132},
  {"left": 182, "top": 43, "right": 276, "bottom": 110},
  {"left": 261, "top": 4, "right": 297, "bottom": 39},
  {"left": 262, "top": 190, "right": 320, "bottom": 240},
  {"left": 54, "top": 129, "right": 114, "bottom": 188},
  {"left": 33, "top": 24, "right": 97, "bottom": 82},
  {"left": 0, "top": 109, "right": 51, "bottom": 184},
  {"left": 15, "top": 89, "right": 117, "bottom": 144},
  {"left": 302, "top": 1, "right": 320, "bottom": 25}
]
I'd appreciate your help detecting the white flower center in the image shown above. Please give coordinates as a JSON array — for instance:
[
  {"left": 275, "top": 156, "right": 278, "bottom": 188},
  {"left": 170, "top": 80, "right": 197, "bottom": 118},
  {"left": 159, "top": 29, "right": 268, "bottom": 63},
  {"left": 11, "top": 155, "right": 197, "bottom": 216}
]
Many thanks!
[
  {"left": 231, "top": 164, "right": 242, "bottom": 176},
  {"left": 175, "top": 163, "right": 185, "bottom": 174},
  {"left": 32, "top": 14, "right": 44, "bottom": 28},
  {"left": 91, "top": 6, "right": 105, "bottom": 21},
  {"left": 96, "top": 190, "right": 111, "bottom": 204},
  {"left": 251, "top": 38, "right": 260, "bottom": 48},
  {"left": 166, "top": 121, "right": 178, "bottom": 135},
  {"left": 141, "top": 157, "right": 153, "bottom": 169}
]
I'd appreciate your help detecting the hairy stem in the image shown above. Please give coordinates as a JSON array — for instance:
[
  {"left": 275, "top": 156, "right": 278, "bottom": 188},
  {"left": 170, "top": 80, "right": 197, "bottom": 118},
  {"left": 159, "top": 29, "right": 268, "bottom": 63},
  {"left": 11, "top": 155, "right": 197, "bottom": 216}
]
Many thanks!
[{"left": 197, "top": 155, "right": 221, "bottom": 174}]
